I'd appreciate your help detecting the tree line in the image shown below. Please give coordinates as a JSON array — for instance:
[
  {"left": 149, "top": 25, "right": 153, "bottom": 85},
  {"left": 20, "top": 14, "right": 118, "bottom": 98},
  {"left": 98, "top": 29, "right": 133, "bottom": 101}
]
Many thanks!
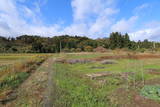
[{"left": 0, "top": 32, "right": 159, "bottom": 53}]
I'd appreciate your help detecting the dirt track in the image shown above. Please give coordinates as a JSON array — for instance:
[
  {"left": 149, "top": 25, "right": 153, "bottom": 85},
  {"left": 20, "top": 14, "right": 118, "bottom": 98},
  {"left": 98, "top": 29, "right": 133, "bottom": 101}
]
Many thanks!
[{"left": 5, "top": 57, "right": 55, "bottom": 107}]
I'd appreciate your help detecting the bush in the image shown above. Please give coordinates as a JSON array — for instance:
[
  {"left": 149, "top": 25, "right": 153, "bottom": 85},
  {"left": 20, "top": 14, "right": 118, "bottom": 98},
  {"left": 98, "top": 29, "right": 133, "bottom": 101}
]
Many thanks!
[
  {"left": 84, "top": 46, "right": 93, "bottom": 52},
  {"left": 70, "top": 48, "right": 76, "bottom": 52},
  {"left": 93, "top": 46, "right": 107, "bottom": 53},
  {"left": 62, "top": 48, "right": 70, "bottom": 53},
  {"left": 75, "top": 48, "right": 81, "bottom": 52},
  {"left": 136, "top": 48, "right": 146, "bottom": 53}
]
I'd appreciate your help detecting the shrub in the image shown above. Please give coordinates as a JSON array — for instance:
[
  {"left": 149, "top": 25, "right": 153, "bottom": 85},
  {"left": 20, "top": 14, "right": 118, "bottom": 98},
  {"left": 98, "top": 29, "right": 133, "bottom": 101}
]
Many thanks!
[
  {"left": 93, "top": 46, "right": 107, "bottom": 53},
  {"left": 75, "top": 48, "right": 81, "bottom": 52},
  {"left": 136, "top": 48, "right": 146, "bottom": 53},
  {"left": 84, "top": 46, "right": 93, "bottom": 52},
  {"left": 70, "top": 48, "right": 76, "bottom": 52},
  {"left": 62, "top": 48, "right": 70, "bottom": 53}
]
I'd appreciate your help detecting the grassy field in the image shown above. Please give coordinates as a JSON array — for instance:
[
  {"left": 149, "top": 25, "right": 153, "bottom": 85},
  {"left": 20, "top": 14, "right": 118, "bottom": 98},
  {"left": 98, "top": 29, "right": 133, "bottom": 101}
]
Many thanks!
[
  {"left": 1, "top": 52, "right": 160, "bottom": 107},
  {"left": 0, "top": 54, "right": 51, "bottom": 101},
  {"left": 53, "top": 52, "right": 160, "bottom": 107}
]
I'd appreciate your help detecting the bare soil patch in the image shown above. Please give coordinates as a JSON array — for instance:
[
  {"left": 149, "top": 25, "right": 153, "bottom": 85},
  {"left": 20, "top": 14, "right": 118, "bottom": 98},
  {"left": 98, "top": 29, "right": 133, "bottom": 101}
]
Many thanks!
[
  {"left": 86, "top": 71, "right": 134, "bottom": 80},
  {"left": 111, "top": 88, "right": 160, "bottom": 107}
]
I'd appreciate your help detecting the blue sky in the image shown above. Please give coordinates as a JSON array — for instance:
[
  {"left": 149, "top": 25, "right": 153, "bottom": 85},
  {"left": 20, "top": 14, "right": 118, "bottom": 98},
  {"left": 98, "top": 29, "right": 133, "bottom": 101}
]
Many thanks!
[{"left": 0, "top": 0, "right": 160, "bottom": 41}]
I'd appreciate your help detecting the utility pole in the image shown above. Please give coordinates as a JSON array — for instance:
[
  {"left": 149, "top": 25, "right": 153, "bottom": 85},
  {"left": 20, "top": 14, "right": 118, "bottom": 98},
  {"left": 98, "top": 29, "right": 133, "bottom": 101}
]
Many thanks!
[
  {"left": 153, "top": 42, "right": 156, "bottom": 49},
  {"left": 59, "top": 41, "right": 62, "bottom": 53}
]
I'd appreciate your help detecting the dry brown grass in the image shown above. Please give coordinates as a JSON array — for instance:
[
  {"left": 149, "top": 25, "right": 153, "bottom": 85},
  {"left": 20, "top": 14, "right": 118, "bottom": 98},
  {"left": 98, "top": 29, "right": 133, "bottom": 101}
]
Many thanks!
[{"left": 93, "top": 53, "right": 160, "bottom": 61}]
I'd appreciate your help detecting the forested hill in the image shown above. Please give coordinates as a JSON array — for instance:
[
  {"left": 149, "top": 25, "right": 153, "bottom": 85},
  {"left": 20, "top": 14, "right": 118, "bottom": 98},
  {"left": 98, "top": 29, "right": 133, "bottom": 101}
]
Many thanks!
[{"left": 0, "top": 32, "right": 159, "bottom": 53}]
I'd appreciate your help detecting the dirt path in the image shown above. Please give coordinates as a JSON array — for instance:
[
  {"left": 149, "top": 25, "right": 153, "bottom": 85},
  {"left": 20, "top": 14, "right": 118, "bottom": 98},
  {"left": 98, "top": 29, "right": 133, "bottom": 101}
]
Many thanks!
[
  {"left": 5, "top": 57, "right": 56, "bottom": 107},
  {"left": 42, "top": 58, "right": 56, "bottom": 107}
]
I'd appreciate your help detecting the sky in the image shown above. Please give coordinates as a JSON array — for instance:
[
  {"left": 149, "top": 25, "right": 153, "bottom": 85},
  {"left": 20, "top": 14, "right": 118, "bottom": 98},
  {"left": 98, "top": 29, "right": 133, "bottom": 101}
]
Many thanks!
[{"left": 0, "top": 0, "right": 160, "bottom": 41}]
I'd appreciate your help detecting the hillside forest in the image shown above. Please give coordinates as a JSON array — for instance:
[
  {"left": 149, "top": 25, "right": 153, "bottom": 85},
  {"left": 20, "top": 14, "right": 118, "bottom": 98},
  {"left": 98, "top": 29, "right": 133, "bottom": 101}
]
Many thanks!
[{"left": 0, "top": 32, "right": 159, "bottom": 53}]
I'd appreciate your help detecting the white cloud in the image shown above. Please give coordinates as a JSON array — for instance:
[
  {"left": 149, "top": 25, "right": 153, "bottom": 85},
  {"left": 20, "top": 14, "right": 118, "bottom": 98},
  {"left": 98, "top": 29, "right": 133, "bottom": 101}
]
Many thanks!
[
  {"left": 144, "top": 21, "right": 160, "bottom": 28},
  {"left": 134, "top": 3, "right": 149, "bottom": 12},
  {"left": 111, "top": 16, "right": 138, "bottom": 33},
  {"left": 130, "top": 27, "right": 160, "bottom": 41},
  {"left": 0, "top": 0, "right": 118, "bottom": 38},
  {"left": 71, "top": 0, "right": 116, "bottom": 21},
  {"left": 64, "top": 23, "right": 88, "bottom": 36},
  {"left": 68, "top": 0, "right": 118, "bottom": 38},
  {"left": 89, "top": 8, "right": 118, "bottom": 34},
  {"left": 111, "top": 16, "right": 160, "bottom": 41},
  {"left": 0, "top": 0, "right": 119, "bottom": 38},
  {"left": 72, "top": 0, "right": 99, "bottom": 21},
  {"left": 0, "top": 0, "right": 159, "bottom": 42},
  {"left": 0, "top": 0, "right": 61, "bottom": 37},
  {"left": 0, "top": 0, "right": 17, "bottom": 14},
  {"left": 133, "top": 3, "right": 151, "bottom": 16}
]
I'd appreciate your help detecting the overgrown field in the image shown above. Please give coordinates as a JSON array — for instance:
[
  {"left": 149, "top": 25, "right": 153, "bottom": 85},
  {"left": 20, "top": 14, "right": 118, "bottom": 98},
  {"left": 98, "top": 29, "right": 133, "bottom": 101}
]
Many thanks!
[
  {"left": 1, "top": 52, "right": 160, "bottom": 107},
  {"left": 54, "top": 52, "right": 160, "bottom": 107},
  {"left": 0, "top": 54, "right": 51, "bottom": 103}
]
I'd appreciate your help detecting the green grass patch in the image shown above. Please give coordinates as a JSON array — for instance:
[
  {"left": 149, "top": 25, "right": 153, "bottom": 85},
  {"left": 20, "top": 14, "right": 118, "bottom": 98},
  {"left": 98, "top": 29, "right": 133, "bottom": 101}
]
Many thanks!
[
  {"left": 140, "top": 85, "right": 160, "bottom": 101},
  {"left": 53, "top": 53, "right": 160, "bottom": 106},
  {"left": 0, "top": 72, "right": 29, "bottom": 90},
  {"left": 54, "top": 63, "right": 119, "bottom": 107},
  {"left": 64, "top": 53, "right": 110, "bottom": 59}
]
